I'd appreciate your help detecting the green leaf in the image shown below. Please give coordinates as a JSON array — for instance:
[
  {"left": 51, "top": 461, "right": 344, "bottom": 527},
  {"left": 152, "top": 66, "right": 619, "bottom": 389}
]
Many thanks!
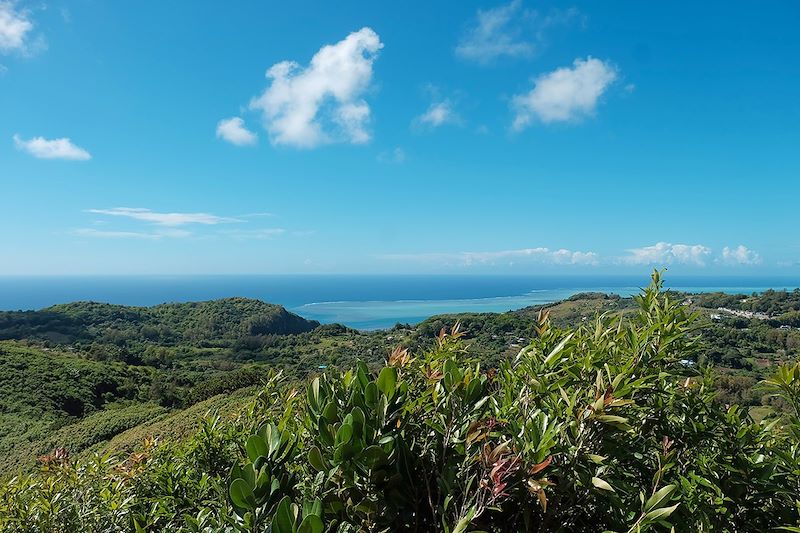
[
  {"left": 302, "top": 498, "right": 322, "bottom": 519},
  {"left": 591, "top": 477, "right": 615, "bottom": 492},
  {"left": 308, "top": 378, "right": 321, "bottom": 414},
  {"left": 596, "top": 415, "right": 628, "bottom": 424},
  {"left": 229, "top": 478, "right": 256, "bottom": 511},
  {"left": 362, "top": 445, "right": 387, "bottom": 467},
  {"left": 272, "top": 496, "right": 296, "bottom": 533},
  {"left": 356, "top": 361, "right": 370, "bottom": 388},
  {"left": 644, "top": 484, "right": 676, "bottom": 512},
  {"left": 317, "top": 417, "right": 334, "bottom": 447},
  {"left": 451, "top": 506, "right": 477, "bottom": 533},
  {"left": 308, "top": 446, "right": 325, "bottom": 472},
  {"left": 543, "top": 332, "right": 574, "bottom": 366},
  {"left": 245, "top": 435, "right": 268, "bottom": 463},
  {"left": 364, "top": 381, "right": 378, "bottom": 407},
  {"left": 644, "top": 503, "right": 679, "bottom": 521},
  {"left": 322, "top": 401, "right": 338, "bottom": 422},
  {"left": 298, "top": 515, "right": 324, "bottom": 533},
  {"left": 335, "top": 423, "right": 353, "bottom": 445},
  {"left": 377, "top": 367, "right": 398, "bottom": 399}
]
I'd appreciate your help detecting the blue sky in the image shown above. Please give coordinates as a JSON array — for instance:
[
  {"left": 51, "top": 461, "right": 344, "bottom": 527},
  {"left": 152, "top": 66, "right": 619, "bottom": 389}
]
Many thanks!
[{"left": 1, "top": 0, "right": 799, "bottom": 275}]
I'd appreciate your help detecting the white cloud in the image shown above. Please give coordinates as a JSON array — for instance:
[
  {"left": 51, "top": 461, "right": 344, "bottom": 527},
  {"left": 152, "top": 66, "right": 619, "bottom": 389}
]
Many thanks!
[
  {"left": 249, "top": 27, "right": 383, "bottom": 148},
  {"left": 216, "top": 117, "right": 257, "bottom": 146},
  {"left": 721, "top": 245, "right": 762, "bottom": 265},
  {"left": 72, "top": 228, "right": 191, "bottom": 240},
  {"left": 512, "top": 57, "right": 617, "bottom": 129},
  {"left": 0, "top": 1, "right": 32, "bottom": 53},
  {"left": 415, "top": 100, "right": 459, "bottom": 128},
  {"left": 87, "top": 207, "right": 239, "bottom": 226},
  {"left": 383, "top": 247, "right": 599, "bottom": 267},
  {"left": 622, "top": 242, "right": 711, "bottom": 266},
  {"left": 456, "top": 1, "right": 581, "bottom": 64},
  {"left": 13, "top": 134, "right": 91, "bottom": 160}
]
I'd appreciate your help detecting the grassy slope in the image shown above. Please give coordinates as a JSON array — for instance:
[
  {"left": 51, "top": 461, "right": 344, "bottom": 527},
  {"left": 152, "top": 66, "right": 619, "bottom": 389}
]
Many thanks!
[
  {"left": 94, "top": 387, "right": 256, "bottom": 458},
  {"left": 0, "top": 341, "right": 160, "bottom": 476}
]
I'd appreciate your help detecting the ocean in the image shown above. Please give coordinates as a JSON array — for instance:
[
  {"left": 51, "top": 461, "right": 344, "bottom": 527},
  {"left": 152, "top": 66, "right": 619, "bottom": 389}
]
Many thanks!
[{"left": 0, "top": 275, "right": 798, "bottom": 330}]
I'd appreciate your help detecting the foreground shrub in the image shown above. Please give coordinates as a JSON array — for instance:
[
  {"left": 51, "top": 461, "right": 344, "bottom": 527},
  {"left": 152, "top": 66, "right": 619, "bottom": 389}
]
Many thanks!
[{"left": 227, "top": 272, "right": 800, "bottom": 532}]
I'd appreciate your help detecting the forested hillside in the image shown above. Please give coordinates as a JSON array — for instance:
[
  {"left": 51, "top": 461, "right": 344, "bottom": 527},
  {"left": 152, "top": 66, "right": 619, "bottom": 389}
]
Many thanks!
[
  {"left": 0, "top": 300, "right": 320, "bottom": 475},
  {"left": 0, "top": 297, "right": 319, "bottom": 352}
]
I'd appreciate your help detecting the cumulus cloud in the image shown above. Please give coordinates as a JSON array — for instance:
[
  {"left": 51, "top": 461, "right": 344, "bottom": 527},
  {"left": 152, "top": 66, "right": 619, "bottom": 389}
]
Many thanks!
[
  {"left": 0, "top": 1, "right": 32, "bottom": 53},
  {"left": 383, "top": 247, "right": 599, "bottom": 267},
  {"left": 13, "top": 134, "right": 91, "bottom": 160},
  {"left": 512, "top": 57, "right": 617, "bottom": 129},
  {"left": 622, "top": 242, "right": 712, "bottom": 266},
  {"left": 249, "top": 27, "right": 383, "bottom": 148},
  {"left": 216, "top": 117, "right": 257, "bottom": 146},
  {"left": 721, "top": 245, "right": 762, "bottom": 265},
  {"left": 87, "top": 207, "right": 239, "bottom": 226},
  {"left": 415, "top": 100, "right": 460, "bottom": 128},
  {"left": 456, "top": 1, "right": 581, "bottom": 64}
]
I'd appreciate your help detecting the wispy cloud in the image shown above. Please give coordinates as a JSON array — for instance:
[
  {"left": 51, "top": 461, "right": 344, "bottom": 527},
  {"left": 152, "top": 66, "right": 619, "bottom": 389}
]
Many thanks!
[
  {"left": 218, "top": 228, "right": 287, "bottom": 240},
  {"left": 13, "top": 134, "right": 91, "bottom": 160},
  {"left": 72, "top": 228, "right": 191, "bottom": 240},
  {"left": 456, "top": 1, "right": 582, "bottom": 65},
  {"left": 248, "top": 27, "right": 383, "bottom": 148},
  {"left": 721, "top": 245, "right": 762, "bottom": 265},
  {"left": 512, "top": 57, "right": 617, "bottom": 129},
  {"left": 87, "top": 207, "right": 240, "bottom": 226},
  {"left": 216, "top": 117, "right": 258, "bottom": 146},
  {"left": 377, "top": 147, "right": 406, "bottom": 164},
  {"left": 621, "top": 242, "right": 712, "bottom": 266},
  {"left": 382, "top": 247, "right": 599, "bottom": 267},
  {"left": 237, "top": 212, "right": 277, "bottom": 218}
]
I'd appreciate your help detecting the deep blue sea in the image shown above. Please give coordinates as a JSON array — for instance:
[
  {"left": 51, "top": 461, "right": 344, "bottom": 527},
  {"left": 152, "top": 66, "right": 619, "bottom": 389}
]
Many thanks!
[{"left": 1, "top": 275, "right": 798, "bottom": 330}]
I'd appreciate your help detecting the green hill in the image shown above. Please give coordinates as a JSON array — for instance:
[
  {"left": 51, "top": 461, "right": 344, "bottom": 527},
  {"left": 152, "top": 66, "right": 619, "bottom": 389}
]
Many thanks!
[
  {"left": 0, "top": 297, "right": 320, "bottom": 346},
  {"left": 0, "top": 299, "right": 320, "bottom": 477}
]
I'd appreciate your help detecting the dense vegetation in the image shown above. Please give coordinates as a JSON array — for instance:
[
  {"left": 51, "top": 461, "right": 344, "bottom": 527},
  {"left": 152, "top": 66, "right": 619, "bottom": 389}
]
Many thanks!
[
  {"left": 2, "top": 283, "right": 800, "bottom": 479},
  {"left": 0, "top": 300, "right": 321, "bottom": 475},
  {"left": 1, "top": 274, "right": 800, "bottom": 531},
  {"left": 0, "top": 298, "right": 319, "bottom": 364}
]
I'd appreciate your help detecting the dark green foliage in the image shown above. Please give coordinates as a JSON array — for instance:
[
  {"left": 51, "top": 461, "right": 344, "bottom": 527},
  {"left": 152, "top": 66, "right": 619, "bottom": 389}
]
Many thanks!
[
  {"left": 0, "top": 298, "right": 319, "bottom": 355},
  {"left": 0, "top": 342, "right": 154, "bottom": 470}
]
